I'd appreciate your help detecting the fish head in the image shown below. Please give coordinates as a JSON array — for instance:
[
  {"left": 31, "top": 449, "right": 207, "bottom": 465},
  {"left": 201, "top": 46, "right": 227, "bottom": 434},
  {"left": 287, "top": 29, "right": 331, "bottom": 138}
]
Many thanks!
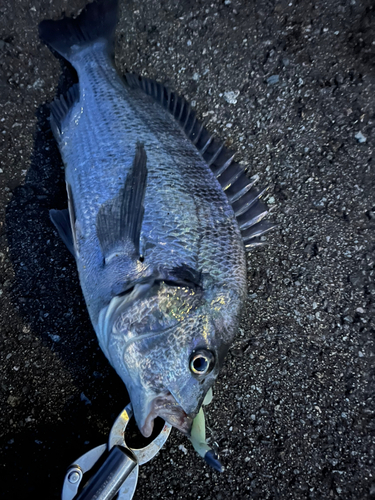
[{"left": 101, "top": 279, "right": 242, "bottom": 438}]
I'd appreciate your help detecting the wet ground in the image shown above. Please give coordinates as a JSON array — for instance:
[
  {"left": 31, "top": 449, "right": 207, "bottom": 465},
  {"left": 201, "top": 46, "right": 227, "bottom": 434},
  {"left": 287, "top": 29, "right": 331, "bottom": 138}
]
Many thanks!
[{"left": 1, "top": 0, "right": 374, "bottom": 498}]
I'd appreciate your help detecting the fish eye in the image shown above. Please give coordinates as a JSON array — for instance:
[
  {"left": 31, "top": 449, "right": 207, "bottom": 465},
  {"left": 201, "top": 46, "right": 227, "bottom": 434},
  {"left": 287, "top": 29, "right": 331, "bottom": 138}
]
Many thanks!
[{"left": 189, "top": 349, "right": 215, "bottom": 377}]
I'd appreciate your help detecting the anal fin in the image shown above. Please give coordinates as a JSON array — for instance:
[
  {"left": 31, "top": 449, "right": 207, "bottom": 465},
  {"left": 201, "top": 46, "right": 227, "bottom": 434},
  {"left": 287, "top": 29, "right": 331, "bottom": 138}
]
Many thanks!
[{"left": 49, "top": 84, "right": 79, "bottom": 139}]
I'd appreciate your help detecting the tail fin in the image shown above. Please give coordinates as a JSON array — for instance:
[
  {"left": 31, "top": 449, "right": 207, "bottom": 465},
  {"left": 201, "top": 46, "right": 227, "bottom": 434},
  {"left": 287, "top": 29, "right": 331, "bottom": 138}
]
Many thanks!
[{"left": 38, "top": 0, "right": 118, "bottom": 62}]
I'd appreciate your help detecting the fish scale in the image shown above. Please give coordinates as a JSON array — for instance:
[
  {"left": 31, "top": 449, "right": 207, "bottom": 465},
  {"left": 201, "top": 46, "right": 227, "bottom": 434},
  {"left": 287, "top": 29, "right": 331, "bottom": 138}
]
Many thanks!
[{"left": 39, "top": 0, "right": 273, "bottom": 463}]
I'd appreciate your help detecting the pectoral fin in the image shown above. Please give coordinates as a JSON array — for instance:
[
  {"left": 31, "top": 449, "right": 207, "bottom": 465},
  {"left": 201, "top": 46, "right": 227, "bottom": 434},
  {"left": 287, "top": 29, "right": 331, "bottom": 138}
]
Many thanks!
[
  {"left": 50, "top": 183, "right": 78, "bottom": 257},
  {"left": 96, "top": 143, "right": 148, "bottom": 262}
]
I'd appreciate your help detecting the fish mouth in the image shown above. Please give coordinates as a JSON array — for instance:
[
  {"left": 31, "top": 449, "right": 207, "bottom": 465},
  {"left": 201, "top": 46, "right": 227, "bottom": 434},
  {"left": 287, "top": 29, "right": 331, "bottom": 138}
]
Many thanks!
[{"left": 139, "top": 392, "right": 194, "bottom": 438}]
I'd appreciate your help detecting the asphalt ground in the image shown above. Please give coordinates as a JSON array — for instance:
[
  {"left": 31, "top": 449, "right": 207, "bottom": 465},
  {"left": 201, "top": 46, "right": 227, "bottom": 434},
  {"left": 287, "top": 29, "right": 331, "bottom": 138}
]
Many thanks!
[{"left": 0, "top": 0, "right": 374, "bottom": 498}]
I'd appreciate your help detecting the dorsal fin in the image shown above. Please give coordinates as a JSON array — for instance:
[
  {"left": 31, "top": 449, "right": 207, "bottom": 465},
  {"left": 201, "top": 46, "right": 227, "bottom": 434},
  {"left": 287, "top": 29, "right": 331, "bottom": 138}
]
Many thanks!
[
  {"left": 125, "top": 74, "right": 276, "bottom": 250},
  {"left": 96, "top": 143, "right": 148, "bottom": 262}
]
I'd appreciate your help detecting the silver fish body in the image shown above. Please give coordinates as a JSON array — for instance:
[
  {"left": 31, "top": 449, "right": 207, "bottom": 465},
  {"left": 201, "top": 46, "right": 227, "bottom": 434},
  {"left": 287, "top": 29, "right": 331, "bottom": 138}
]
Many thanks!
[
  {"left": 62, "top": 42, "right": 246, "bottom": 326},
  {"left": 39, "top": 0, "right": 272, "bottom": 439}
]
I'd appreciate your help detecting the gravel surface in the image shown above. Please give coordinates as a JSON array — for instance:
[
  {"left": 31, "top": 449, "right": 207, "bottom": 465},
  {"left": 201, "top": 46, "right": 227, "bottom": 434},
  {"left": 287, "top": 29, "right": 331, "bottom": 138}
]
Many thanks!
[{"left": 1, "top": 0, "right": 374, "bottom": 499}]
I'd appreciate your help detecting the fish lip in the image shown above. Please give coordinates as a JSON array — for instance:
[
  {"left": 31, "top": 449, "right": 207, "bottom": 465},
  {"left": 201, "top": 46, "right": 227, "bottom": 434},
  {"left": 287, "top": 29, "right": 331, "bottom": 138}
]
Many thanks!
[{"left": 138, "top": 392, "right": 194, "bottom": 438}]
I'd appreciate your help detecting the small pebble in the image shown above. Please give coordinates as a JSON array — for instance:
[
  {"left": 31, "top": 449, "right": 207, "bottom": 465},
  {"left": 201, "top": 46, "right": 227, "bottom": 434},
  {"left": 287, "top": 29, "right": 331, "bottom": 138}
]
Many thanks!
[
  {"left": 354, "top": 131, "right": 366, "bottom": 143},
  {"left": 224, "top": 90, "right": 240, "bottom": 104},
  {"left": 267, "top": 75, "right": 279, "bottom": 85}
]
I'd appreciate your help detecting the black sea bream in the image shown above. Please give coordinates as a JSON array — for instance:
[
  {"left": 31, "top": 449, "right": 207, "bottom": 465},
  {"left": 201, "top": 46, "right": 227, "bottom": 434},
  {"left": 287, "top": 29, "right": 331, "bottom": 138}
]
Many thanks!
[{"left": 39, "top": 0, "right": 274, "bottom": 464}]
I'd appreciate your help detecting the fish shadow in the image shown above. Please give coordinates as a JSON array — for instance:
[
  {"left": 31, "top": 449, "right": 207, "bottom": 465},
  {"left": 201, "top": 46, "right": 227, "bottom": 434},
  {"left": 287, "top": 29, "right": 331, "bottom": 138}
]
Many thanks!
[{"left": 4, "top": 63, "right": 128, "bottom": 498}]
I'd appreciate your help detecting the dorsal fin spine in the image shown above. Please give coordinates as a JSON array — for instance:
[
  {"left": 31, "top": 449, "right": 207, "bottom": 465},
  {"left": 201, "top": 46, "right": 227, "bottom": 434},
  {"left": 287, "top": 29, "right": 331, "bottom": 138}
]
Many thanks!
[
  {"left": 199, "top": 136, "right": 213, "bottom": 154},
  {"left": 172, "top": 95, "right": 178, "bottom": 115},
  {"left": 184, "top": 108, "right": 197, "bottom": 133},
  {"left": 177, "top": 100, "right": 184, "bottom": 121},
  {"left": 206, "top": 144, "right": 224, "bottom": 167},
  {"left": 234, "top": 187, "right": 268, "bottom": 217},
  {"left": 221, "top": 168, "right": 244, "bottom": 191},
  {"left": 240, "top": 210, "right": 268, "bottom": 231},
  {"left": 187, "top": 114, "right": 197, "bottom": 136},
  {"left": 183, "top": 106, "right": 191, "bottom": 128},
  {"left": 227, "top": 175, "right": 258, "bottom": 203},
  {"left": 167, "top": 87, "right": 172, "bottom": 108},
  {"left": 215, "top": 154, "right": 236, "bottom": 178},
  {"left": 245, "top": 241, "right": 265, "bottom": 250},
  {"left": 242, "top": 221, "right": 276, "bottom": 242},
  {"left": 192, "top": 122, "right": 205, "bottom": 145}
]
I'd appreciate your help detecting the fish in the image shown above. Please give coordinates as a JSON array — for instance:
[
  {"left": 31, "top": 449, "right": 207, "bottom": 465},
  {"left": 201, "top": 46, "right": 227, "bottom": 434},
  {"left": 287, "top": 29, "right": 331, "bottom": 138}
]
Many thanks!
[{"left": 39, "top": 0, "right": 274, "bottom": 467}]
